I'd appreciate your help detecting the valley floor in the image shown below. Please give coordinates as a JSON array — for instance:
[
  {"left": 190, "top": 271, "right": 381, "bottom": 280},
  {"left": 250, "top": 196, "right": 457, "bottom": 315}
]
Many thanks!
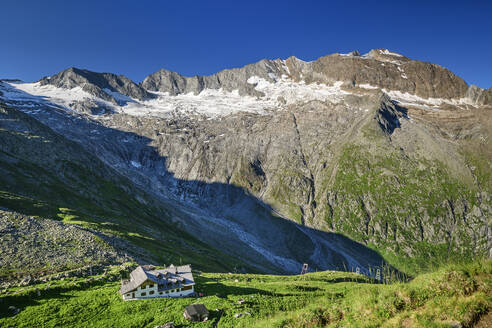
[{"left": 0, "top": 261, "right": 490, "bottom": 327}]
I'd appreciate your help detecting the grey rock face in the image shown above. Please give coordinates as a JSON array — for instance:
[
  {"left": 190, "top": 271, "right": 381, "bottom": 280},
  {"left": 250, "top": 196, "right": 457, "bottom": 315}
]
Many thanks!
[
  {"left": 466, "top": 85, "right": 484, "bottom": 103},
  {"left": 305, "top": 53, "right": 468, "bottom": 99},
  {"left": 141, "top": 59, "right": 289, "bottom": 97},
  {"left": 91, "top": 91, "right": 489, "bottom": 266},
  {"left": 0, "top": 99, "right": 387, "bottom": 274},
  {"left": 39, "top": 67, "right": 152, "bottom": 103},
  {"left": 463, "top": 84, "right": 492, "bottom": 105},
  {"left": 1, "top": 48, "right": 490, "bottom": 275},
  {"left": 142, "top": 48, "right": 469, "bottom": 101},
  {"left": 478, "top": 87, "right": 492, "bottom": 105},
  {"left": 14, "top": 84, "right": 488, "bottom": 271}
]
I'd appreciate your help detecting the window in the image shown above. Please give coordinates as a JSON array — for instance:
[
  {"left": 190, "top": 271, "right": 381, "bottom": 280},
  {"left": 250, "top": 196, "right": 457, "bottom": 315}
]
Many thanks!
[
  {"left": 159, "top": 292, "right": 163, "bottom": 295},
  {"left": 182, "top": 285, "right": 193, "bottom": 291},
  {"left": 126, "top": 294, "right": 130, "bottom": 297},
  {"left": 149, "top": 291, "right": 154, "bottom": 295},
  {"left": 141, "top": 292, "right": 146, "bottom": 296}
]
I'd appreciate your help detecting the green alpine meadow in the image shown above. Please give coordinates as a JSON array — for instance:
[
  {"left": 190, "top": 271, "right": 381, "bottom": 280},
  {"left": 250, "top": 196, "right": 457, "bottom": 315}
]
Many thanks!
[{"left": 1, "top": 262, "right": 491, "bottom": 327}]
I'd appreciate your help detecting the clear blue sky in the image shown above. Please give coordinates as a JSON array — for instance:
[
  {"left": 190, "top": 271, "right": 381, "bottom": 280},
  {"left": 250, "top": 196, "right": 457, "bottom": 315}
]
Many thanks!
[{"left": 1, "top": 0, "right": 491, "bottom": 88}]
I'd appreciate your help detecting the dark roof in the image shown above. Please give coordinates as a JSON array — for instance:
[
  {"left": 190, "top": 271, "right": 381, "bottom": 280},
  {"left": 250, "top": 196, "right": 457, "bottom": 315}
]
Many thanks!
[
  {"left": 185, "top": 304, "right": 209, "bottom": 316},
  {"left": 119, "top": 264, "right": 194, "bottom": 294}
]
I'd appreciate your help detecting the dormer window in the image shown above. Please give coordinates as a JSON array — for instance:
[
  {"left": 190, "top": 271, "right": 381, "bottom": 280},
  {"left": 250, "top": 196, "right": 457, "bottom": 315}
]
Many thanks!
[{"left": 120, "top": 264, "right": 194, "bottom": 300}]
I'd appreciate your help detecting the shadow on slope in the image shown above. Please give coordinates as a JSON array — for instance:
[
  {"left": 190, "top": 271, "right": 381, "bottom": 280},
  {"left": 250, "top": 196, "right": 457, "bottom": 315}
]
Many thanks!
[
  {"left": 0, "top": 87, "right": 403, "bottom": 279},
  {"left": 0, "top": 101, "right": 250, "bottom": 275}
]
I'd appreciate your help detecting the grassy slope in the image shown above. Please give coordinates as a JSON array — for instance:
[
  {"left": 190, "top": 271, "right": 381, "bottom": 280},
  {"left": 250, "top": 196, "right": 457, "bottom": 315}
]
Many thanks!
[
  {"left": 317, "top": 133, "right": 491, "bottom": 276},
  {"left": 0, "top": 261, "right": 490, "bottom": 327}
]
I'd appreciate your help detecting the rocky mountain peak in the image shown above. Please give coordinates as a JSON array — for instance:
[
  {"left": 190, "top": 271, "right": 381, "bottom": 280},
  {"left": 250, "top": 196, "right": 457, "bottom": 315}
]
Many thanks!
[
  {"left": 32, "top": 49, "right": 477, "bottom": 110},
  {"left": 308, "top": 49, "right": 469, "bottom": 100},
  {"left": 366, "top": 48, "right": 409, "bottom": 62},
  {"left": 140, "top": 49, "right": 472, "bottom": 103},
  {"left": 40, "top": 67, "right": 151, "bottom": 104},
  {"left": 141, "top": 58, "right": 290, "bottom": 97}
]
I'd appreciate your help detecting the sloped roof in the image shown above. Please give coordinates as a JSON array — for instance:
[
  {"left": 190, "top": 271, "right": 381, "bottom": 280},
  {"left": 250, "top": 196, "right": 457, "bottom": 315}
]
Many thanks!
[
  {"left": 119, "top": 266, "right": 148, "bottom": 294},
  {"left": 119, "top": 264, "right": 194, "bottom": 294}
]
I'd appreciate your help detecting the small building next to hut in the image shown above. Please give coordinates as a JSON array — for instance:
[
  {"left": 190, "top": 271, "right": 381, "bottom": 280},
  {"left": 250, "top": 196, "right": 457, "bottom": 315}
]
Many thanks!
[
  {"left": 119, "top": 264, "right": 195, "bottom": 300},
  {"left": 184, "top": 304, "right": 209, "bottom": 322}
]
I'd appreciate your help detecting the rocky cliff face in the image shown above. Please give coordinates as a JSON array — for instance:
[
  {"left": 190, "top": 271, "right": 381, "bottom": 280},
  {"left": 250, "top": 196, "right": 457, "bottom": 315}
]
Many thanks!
[
  {"left": 141, "top": 48, "right": 471, "bottom": 101},
  {"left": 40, "top": 67, "right": 151, "bottom": 103},
  {"left": 1, "top": 48, "right": 490, "bottom": 274}
]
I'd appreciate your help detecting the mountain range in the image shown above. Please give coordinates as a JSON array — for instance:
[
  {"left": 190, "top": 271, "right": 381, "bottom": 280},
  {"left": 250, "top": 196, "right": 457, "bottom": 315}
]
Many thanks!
[{"left": 1, "top": 48, "right": 490, "bottom": 280}]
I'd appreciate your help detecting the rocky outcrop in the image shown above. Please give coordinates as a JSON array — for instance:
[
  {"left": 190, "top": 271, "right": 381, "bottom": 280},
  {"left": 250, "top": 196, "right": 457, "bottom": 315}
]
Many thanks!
[
  {"left": 374, "top": 93, "right": 407, "bottom": 134},
  {"left": 39, "top": 67, "right": 152, "bottom": 103},
  {"left": 0, "top": 209, "right": 135, "bottom": 278},
  {"left": 479, "top": 87, "right": 492, "bottom": 105},
  {"left": 465, "top": 85, "right": 492, "bottom": 105}
]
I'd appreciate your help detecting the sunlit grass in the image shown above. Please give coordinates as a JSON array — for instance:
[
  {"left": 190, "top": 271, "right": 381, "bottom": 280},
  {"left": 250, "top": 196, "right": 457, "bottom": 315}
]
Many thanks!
[{"left": 1, "top": 260, "right": 490, "bottom": 327}]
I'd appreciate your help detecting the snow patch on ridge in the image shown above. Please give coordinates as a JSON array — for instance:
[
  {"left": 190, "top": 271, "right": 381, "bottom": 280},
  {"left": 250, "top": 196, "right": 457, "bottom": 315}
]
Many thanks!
[
  {"left": 0, "top": 82, "right": 116, "bottom": 116},
  {"left": 2, "top": 82, "right": 95, "bottom": 106},
  {"left": 246, "top": 75, "right": 348, "bottom": 106},
  {"left": 121, "top": 88, "right": 270, "bottom": 118},
  {"left": 354, "top": 83, "right": 475, "bottom": 110},
  {"left": 2, "top": 78, "right": 477, "bottom": 120},
  {"left": 103, "top": 88, "right": 135, "bottom": 104},
  {"left": 358, "top": 84, "right": 378, "bottom": 90},
  {"left": 384, "top": 89, "right": 475, "bottom": 109},
  {"left": 1, "top": 76, "right": 351, "bottom": 119},
  {"left": 380, "top": 49, "right": 403, "bottom": 57}
]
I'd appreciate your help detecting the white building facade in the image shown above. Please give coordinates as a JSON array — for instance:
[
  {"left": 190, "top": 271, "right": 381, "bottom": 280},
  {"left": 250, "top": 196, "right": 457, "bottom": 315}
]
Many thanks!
[{"left": 120, "top": 264, "right": 195, "bottom": 300}]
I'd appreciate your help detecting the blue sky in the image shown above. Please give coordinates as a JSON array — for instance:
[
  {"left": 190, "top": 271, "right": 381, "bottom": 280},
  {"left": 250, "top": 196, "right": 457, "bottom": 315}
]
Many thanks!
[{"left": 1, "top": 0, "right": 491, "bottom": 88}]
